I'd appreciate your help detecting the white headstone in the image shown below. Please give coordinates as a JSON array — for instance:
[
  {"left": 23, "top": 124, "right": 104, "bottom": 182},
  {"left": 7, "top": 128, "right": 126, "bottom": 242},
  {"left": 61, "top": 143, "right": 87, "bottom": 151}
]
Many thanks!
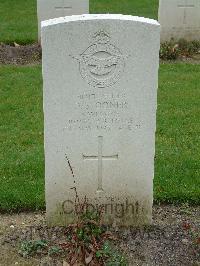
[
  {"left": 42, "top": 14, "right": 160, "bottom": 226},
  {"left": 159, "top": 0, "right": 200, "bottom": 42},
  {"left": 37, "top": 0, "right": 89, "bottom": 39}
]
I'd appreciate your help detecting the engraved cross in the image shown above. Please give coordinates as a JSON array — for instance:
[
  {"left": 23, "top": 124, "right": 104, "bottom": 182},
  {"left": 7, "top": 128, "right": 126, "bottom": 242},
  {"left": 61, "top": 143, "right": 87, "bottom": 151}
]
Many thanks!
[
  {"left": 83, "top": 136, "right": 118, "bottom": 192},
  {"left": 55, "top": 0, "right": 72, "bottom": 16},
  {"left": 178, "top": 2, "right": 195, "bottom": 24}
]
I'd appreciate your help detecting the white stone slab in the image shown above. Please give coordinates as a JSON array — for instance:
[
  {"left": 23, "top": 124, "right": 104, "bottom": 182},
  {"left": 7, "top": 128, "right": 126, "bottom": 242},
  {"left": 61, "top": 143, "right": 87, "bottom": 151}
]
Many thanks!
[
  {"left": 42, "top": 14, "right": 160, "bottom": 226},
  {"left": 37, "top": 0, "right": 89, "bottom": 39},
  {"left": 159, "top": 0, "right": 200, "bottom": 42}
]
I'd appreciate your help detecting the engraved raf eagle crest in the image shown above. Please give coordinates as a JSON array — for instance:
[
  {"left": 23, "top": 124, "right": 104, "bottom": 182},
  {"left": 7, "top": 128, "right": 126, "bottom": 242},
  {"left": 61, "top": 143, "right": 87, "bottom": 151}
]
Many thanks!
[{"left": 72, "top": 30, "right": 125, "bottom": 88}]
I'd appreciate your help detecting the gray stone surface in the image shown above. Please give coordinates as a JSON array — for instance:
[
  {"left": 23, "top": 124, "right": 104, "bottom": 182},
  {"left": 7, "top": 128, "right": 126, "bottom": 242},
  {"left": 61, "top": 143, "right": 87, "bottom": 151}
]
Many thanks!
[
  {"left": 42, "top": 14, "right": 160, "bottom": 226},
  {"left": 159, "top": 0, "right": 200, "bottom": 42},
  {"left": 37, "top": 0, "right": 89, "bottom": 39}
]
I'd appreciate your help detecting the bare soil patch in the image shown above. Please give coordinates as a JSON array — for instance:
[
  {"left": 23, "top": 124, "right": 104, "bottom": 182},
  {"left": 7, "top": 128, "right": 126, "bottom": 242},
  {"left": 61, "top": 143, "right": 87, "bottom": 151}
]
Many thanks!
[
  {"left": 0, "top": 205, "right": 199, "bottom": 266},
  {"left": 0, "top": 43, "right": 200, "bottom": 66},
  {"left": 0, "top": 43, "right": 41, "bottom": 65}
]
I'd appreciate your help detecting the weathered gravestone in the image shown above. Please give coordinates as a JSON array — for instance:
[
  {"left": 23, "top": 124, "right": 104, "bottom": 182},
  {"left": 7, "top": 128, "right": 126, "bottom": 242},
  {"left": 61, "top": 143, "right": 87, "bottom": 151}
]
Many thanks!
[
  {"left": 37, "top": 0, "right": 89, "bottom": 39},
  {"left": 159, "top": 0, "right": 200, "bottom": 42},
  {"left": 42, "top": 14, "right": 160, "bottom": 226}
]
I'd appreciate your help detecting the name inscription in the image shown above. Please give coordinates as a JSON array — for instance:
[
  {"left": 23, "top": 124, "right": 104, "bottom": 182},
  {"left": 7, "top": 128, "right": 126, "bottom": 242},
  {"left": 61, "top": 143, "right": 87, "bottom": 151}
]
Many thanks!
[{"left": 64, "top": 91, "right": 141, "bottom": 132}]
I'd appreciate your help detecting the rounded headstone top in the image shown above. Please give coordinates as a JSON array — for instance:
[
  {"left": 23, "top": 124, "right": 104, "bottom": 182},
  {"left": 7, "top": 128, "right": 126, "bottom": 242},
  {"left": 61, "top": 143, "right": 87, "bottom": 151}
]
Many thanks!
[{"left": 41, "top": 14, "right": 160, "bottom": 28}]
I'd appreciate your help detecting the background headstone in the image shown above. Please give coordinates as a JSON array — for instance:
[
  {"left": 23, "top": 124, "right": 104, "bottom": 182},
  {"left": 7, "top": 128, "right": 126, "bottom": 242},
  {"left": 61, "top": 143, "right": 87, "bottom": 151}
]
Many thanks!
[
  {"left": 42, "top": 14, "right": 160, "bottom": 226},
  {"left": 159, "top": 0, "right": 200, "bottom": 42},
  {"left": 37, "top": 0, "right": 89, "bottom": 39}
]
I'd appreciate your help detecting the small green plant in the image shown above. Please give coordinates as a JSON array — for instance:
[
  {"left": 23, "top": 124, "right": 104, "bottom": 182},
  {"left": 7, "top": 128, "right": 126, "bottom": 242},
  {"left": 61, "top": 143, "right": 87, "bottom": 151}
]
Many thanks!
[
  {"left": 178, "top": 39, "right": 200, "bottom": 55},
  {"left": 160, "top": 39, "right": 200, "bottom": 60},
  {"left": 48, "top": 246, "right": 63, "bottom": 256},
  {"left": 19, "top": 240, "right": 48, "bottom": 257},
  {"left": 160, "top": 41, "right": 179, "bottom": 60},
  {"left": 18, "top": 158, "right": 128, "bottom": 265},
  {"left": 96, "top": 241, "right": 127, "bottom": 265}
]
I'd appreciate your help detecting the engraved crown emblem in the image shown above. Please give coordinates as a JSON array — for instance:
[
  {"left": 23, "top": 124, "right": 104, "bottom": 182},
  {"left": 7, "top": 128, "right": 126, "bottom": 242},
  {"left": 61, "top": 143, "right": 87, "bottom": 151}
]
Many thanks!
[
  {"left": 93, "top": 30, "right": 110, "bottom": 44},
  {"left": 72, "top": 30, "right": 125, "bottom": 88}
]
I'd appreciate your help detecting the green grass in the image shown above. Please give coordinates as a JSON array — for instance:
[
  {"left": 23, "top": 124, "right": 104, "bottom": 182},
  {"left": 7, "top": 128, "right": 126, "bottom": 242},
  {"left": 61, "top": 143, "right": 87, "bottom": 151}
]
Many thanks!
[
  {"left": 0, "top": 66, "right": 44, "bottom": 211},
  {"left": 0, "top": 0, "right": 37, "bottom": 44},
  {"left": 91, "top": 0, "right": 158, "bottom": 18},
  {"left": 0, "top": 0, "right": 159, "bottom": 44},
  {"left": 155, "top": 63, "right": 200, "bottom": 204},
  {"left": 0, "top": 63, "right": 199, "bottom": 212}
]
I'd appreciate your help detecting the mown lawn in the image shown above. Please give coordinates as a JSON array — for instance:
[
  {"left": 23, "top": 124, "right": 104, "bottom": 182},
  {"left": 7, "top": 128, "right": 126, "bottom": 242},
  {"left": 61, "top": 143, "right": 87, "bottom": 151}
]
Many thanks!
[
  {"left": 0, "top": 0, "right": 159, "bottom": 44},
  {"left": 0, "top": 63, "right": 199, "bottom": 212},
  {"left": 155, "top": 63, "right": 200, "bottom": 204},
  {"left": 0, "top": 66, "right": 44, "bottom": 211}
]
